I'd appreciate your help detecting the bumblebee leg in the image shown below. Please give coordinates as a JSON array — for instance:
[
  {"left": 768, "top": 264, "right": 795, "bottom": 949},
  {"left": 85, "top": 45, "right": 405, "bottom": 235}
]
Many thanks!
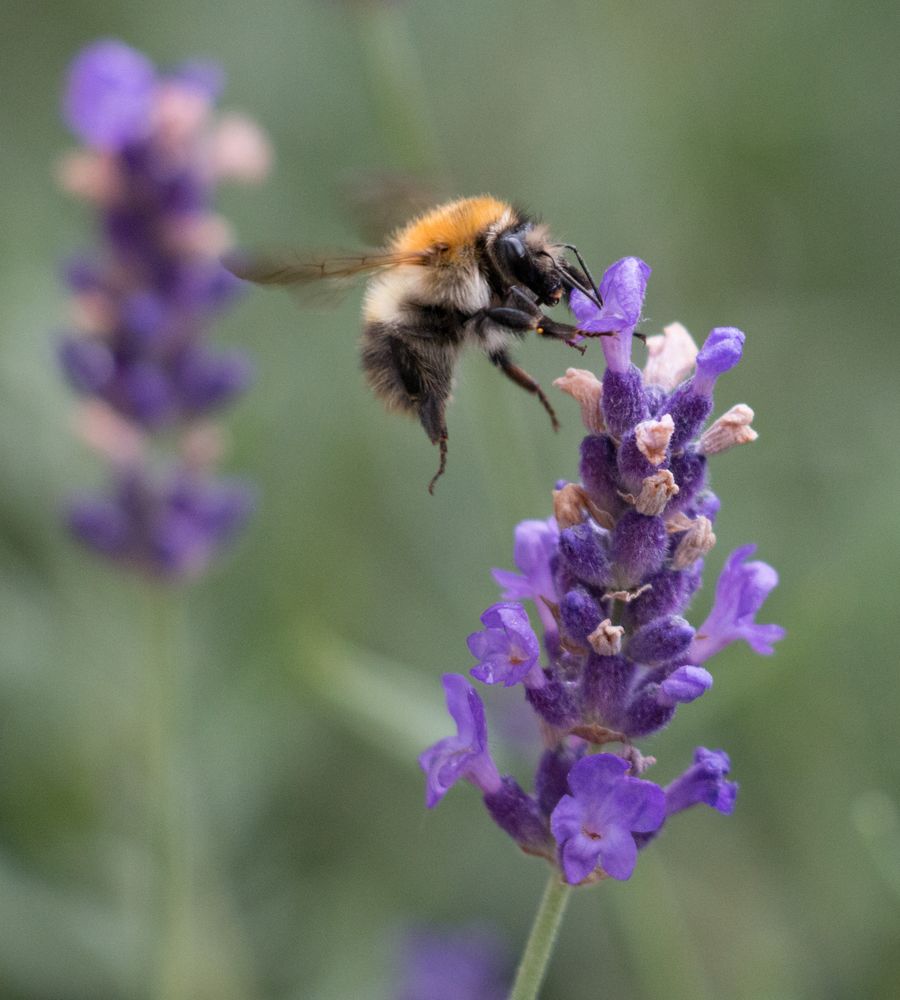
[
  {"left": 428, "top": 434, "right": 449, "bottom": 495},
  {"left": 489, "top": 350, "right": 560, "bottom": 432},
  {"left": 419, "top": 392, "right": 450, "bottom": 494},
  {"left": 476, "top": 305, "right": 538, "bottom": 332}
]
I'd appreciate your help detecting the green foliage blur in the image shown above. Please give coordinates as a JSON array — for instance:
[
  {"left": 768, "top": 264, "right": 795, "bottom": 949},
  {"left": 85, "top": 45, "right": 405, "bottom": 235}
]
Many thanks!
[{"left": 1, "top": 1, "right": 898, "bottom": 997}]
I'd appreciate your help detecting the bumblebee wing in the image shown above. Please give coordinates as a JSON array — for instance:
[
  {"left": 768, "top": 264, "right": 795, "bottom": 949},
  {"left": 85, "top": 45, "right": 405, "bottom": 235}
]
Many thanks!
[{"left": 224, "top": 248, "right": 428, "bottom": 287}]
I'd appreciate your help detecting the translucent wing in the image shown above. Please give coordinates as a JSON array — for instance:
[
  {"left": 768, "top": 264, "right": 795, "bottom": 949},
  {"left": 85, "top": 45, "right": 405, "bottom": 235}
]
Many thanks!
[{"left": 223, "top": 247, "right": 429, "bottom": 288}]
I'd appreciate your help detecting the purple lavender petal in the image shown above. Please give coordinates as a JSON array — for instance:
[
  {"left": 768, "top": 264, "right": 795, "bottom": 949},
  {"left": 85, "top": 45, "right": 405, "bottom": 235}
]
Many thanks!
[
  {"left": 570, "top": 257, "right": 651, "bottom": 373},
  {"left": 467, "top": 602, "right": 540, "bottom": 687},
  {"left": 419, "top": 675, "right": 501, "bottom": 807},
  {"left": 551, "top": 754, "right": 665, "bottom": 883},
  {"left": 492, "top": 517, "right": 559, "bottom": 634},
  {"left": 689, "top": 544, "right": 785, "bottom": 661},
  {"left": 692, "top": 327, "right": 745, "bottom": 397},
  {"left": 63, "top": 40, "right": 156, "bottom": 150}
]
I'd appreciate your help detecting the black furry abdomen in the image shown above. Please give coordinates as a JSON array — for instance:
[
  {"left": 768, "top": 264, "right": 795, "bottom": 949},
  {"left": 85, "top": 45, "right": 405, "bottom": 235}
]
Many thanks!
[{"left": 360, "top": 322, "right": 423, "bottom": 415}]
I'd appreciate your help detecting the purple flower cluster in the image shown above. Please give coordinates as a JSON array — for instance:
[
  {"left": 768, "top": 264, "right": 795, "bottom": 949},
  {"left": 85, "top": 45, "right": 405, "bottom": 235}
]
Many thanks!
[
  {"left": 420, "top": 258, "right": 784, "bottom": 885},
  {"left": 57, "top": 40, "right": 271, "bottom": 578},
  {"left": 395, "top": 926, "right": 509, "bottom": 1000}
]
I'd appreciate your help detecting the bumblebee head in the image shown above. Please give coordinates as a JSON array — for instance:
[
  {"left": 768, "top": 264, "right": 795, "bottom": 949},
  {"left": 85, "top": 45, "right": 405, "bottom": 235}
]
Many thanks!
[{"left": 494, "top": 225, "right": 565, "bottom": 307}]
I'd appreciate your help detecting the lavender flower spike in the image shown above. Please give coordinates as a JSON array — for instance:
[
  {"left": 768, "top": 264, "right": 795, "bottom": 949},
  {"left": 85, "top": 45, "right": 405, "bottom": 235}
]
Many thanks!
[
  {"left": 419, "top": 675, "right": 502, "bottom": 808},
  {"left": 467, "top": 603, "right": 542, "bottom": 687},
  {"left": 550, "top": 754, "right": 665, "bottom": 883},
  {"left": 688, "top": 544, "right": 786, "bottom": 662},
  {"left": 58, "top": 40, "right": 271, "bottom": 580},
  {"left": 421, "top": 254, "right": 782, "bottom": 908}
]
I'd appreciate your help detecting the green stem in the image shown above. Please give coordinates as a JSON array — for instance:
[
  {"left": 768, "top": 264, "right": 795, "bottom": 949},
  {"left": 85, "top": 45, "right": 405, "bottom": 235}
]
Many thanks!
[
  {"left": 509, "top": 873, "right": 573, "bottom": 1000},
  {"left": 146, "top": 588, "right": 190, "bottom": 1000}
]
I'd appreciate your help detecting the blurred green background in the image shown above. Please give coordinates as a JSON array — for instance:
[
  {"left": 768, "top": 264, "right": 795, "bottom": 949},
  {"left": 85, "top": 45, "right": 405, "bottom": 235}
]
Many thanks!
[{"left": 1, "top": 1, "right": 899, "bottom": 997}]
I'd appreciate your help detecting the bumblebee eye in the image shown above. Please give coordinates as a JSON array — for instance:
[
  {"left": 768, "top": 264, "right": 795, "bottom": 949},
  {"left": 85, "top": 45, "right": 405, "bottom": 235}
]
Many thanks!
[{"left": 496, "top": 233, "right": 526, "bottom": 267}]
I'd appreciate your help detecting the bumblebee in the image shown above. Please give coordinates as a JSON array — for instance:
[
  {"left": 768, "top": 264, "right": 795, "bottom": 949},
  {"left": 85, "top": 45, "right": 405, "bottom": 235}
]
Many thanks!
[{"left": 229, "top": 195, "right": 604, "bottom": 491}]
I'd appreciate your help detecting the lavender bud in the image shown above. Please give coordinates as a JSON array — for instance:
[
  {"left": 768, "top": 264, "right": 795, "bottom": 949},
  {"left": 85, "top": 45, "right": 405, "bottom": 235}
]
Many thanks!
[
  {"left": 525, "top": 674, "right": 578, "bottom": 728},
  {"left": 560, "top": 588, "right": 603, "bottom": 642},
  {"left": 535, "top": 746, "right": 578, "bottom": 817},
  {"left": 581, "top": 652, "right": 634, "bottom": 723},
  {"left": 602, "top": 366, "right": 649, "bottom": 438},
  {"left": 610, "top": 510, "right": 668, "bottom": 586},
  {"left": 622, "top": 685, "right": 676, "bottom": 738},
  {"left": 626, "top": 615, "right": 695, "bottom": 665},
  {"left": 579, "top": 434, "right": 622, "bottom": 515},
  {"left": 665, "top": 450, "right": 707, "bottom": 515},
  {"left": 558, "top": 521, "right": 612, "bottom": 589},
  {"left": 483, "top": 777, "right": 553, "bottom": 856},
  {"left": 665, "top": 382, "right": 713, "bottom": 451},
  {"left": 623, "top": 567, "right": 699, "bottom": 628}
]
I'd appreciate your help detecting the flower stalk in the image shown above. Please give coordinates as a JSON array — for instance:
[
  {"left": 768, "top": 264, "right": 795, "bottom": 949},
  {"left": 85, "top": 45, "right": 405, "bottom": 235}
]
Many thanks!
[{"left": 509, "top": 874, "right": 573, "bottom": 1000}]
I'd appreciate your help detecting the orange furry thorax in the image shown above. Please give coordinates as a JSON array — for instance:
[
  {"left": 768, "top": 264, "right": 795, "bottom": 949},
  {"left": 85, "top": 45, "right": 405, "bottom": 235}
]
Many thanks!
[{"left": 389, "top": 195, "right": 511, "bottom": 261}]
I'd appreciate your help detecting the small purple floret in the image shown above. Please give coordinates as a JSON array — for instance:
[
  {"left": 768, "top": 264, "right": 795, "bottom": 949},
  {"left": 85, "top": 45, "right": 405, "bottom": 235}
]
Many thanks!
[
  {"left": 550, "top": 754, "right": 665, "bottom": 883},
  {"left": 665, "top": 747, "right": 738, "bottom": 816},
  {"left": 467, "top": 603, "right": 540, "bottom": 687},
  {"left": 657, "top": 665, "right": 713, "bottom": 706},
  {"left": 419, "top": 675, "right": 501, "bottom": 808},
  {"left": 492, "top": 517, "right": 559, "bottom": 635},
  {"left": 689, "top": 544, "right": 785, "bottom": 662},
  {"left": 692, "top": 327, "right": 745, "bottom": 397},
  {"left": 570, "top": 257, "right": 651, "bottom": 373},
  {"left": 64, "top": 40, "right": 156, "bottom": 150}
]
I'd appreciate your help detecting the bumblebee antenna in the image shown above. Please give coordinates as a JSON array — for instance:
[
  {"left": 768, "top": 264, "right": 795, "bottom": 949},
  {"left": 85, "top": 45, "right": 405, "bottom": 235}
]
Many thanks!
[
  {"left": 555, "top": 243, "right": 603, "bottom": 307},
  {"left": 557, "top": 270, "right": 603, "bottom": 310}
]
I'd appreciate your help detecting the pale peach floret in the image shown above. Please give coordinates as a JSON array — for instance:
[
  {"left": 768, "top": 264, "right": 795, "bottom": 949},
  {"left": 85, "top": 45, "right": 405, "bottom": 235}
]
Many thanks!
[
  {"left": 672, "top": 515, "right": 717, "bottom": 569},
  {"left": 210, "top": 114, "right": 273, "bottom": 182},
  {"left": 552, "top": 483, "right": 615, "bottom": 531},
  {"left": 56, "top": 150, "right": 124, "bottom": 204},
  {"left": 70, "top": 292, "right": 118, "bottom": 335},
  {"left": 643, "top": 321, "right": 699, "bottom": 390},
  {"left": 164, "top": 213, "right": 234, "bottom": 257},
  {"left": 632, "top": 470, "right": 679, "bottom": 516},
  {"left": 698, "top": 404, "right": 758, "bottom": 455},
  {"left": 74, "top": 401, "right": 145, "bottom": 464},
  {"left": 587, "top": 619, "right": 625, "bottom": 656},
  {"left": 634, "top": 414, "right": 675, "bottom": 465},
  {"left": 552, "top": 368, "right": 605, "bottom": 434},
  {"left": 151, "top": 82, "right": 211, "bottom": 153}
]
